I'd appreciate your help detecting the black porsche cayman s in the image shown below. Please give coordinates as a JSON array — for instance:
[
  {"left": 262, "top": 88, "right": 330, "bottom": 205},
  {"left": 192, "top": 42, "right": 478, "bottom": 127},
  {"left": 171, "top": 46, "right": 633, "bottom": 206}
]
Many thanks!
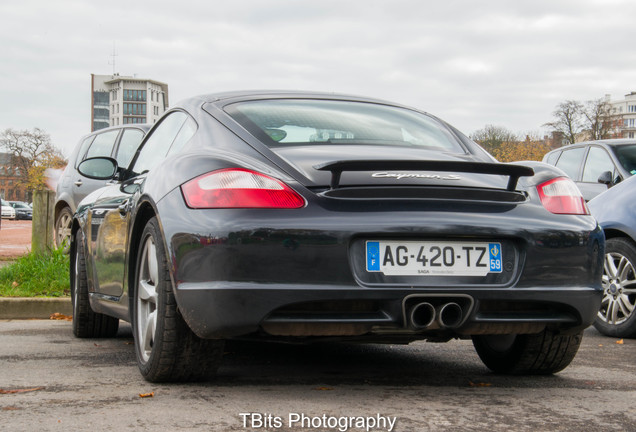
[{"left": 70, "top": 91, "right": 603, "bottom": 382}]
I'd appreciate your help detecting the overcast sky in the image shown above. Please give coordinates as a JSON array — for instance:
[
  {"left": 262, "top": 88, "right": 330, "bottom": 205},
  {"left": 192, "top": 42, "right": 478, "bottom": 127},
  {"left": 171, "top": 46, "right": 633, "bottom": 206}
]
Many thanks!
[{"left": 1, "top": 0, "right": 636, "bottom": 156}]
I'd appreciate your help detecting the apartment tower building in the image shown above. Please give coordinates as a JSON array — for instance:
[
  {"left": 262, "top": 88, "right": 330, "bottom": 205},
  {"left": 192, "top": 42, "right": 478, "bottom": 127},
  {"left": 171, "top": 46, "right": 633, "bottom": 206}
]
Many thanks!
[
  {"left": 91, "top": 74, "right": 169, "bottom": 131},
  {"left": 608, "top": 92, "right": 636, "bottom": 139}
]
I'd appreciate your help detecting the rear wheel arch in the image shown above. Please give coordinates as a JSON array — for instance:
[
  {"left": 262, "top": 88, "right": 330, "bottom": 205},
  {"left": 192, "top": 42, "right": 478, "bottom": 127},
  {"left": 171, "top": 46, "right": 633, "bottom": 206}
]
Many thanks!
[
  {"left": 127, "top": 201, "right": 160, "bottom": 310},
  {"left": 54, "top": 202, "right": 74, "bottom": 251},
  {"left": 71, "top": 228, "right": 119, "bottom": 338},
  {"left": 54, "top": 199, "right": 72, "bottom": 221},
  {"left": 54, "top": 199, "right": 74, "bottom": 233},
  {"left": 131, "top": 215, "right": 224, "bottom": 382}
]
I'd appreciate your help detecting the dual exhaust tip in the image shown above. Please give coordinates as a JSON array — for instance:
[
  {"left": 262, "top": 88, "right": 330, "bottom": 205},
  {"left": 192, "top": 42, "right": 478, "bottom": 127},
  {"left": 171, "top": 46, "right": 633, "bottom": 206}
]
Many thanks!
[{"left": 409, "top": 301, "right": 463, "bottom": 330}]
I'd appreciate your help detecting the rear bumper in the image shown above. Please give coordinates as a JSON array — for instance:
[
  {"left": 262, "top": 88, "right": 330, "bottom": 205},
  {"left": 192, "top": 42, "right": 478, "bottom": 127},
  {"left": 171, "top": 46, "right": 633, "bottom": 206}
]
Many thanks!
[
  {"left": 175, "top": 282, "right": 602, "bottom": 339},
  {"left": 158, "top": 189, "right": 604, "bottom": 340}
]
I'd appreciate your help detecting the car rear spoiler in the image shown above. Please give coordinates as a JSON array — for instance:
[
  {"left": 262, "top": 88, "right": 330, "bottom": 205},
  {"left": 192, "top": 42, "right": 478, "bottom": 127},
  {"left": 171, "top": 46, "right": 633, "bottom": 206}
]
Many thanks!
[{"left": 314, "top": 160, "right": 535, "bottom": 191}]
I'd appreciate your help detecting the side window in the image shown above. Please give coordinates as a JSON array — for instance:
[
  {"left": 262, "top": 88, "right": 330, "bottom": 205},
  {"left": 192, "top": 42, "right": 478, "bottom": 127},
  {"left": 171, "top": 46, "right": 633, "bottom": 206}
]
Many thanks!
[
  {"left": 74, "top": 136, "right": 96, "bottom": 168},
  {"left": 555, "top": 147, "right": 586, "bottom": 180},
  {"left": 131, "top": 112, "right": 187, "bottom": 175},
  {"left": 115, "top": 128, "right": 145, "bottom": 168},
  {"left": 582, "top": 147, "right": 616, "bottom": 183},
  {"left": 85, "top": 130, "right": 120, "bottom": 160},
  {"left": 166, "top": 116, "right": 197, "bottom": 157},
  {"left": 545, "top": 151, "right": 560, "bottom": 166}
]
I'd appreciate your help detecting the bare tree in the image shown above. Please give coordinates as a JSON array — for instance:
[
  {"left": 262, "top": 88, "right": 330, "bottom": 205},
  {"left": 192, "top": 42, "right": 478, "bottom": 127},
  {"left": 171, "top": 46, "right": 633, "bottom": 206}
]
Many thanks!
[
  {"left": 583, "top": 98, "right": 612, "bottom": 140},
  {"left": 544, "top": 100, "right": 584, "bottom": 145},
  {"left": 0, "top": 128, "right": 66, "bottom": 190}
]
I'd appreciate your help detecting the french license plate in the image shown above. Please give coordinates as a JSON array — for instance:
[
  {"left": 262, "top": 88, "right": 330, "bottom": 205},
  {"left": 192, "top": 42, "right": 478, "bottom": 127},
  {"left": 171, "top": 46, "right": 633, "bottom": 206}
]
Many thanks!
[{"left": 366, "top": 241, "right": 502, "bottom": 276}]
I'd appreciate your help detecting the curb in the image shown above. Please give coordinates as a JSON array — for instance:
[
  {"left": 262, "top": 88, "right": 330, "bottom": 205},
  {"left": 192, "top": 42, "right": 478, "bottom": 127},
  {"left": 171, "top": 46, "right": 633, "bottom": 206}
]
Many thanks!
[{"left": 0, "top": 297, "right": 72, "bottom": 319}]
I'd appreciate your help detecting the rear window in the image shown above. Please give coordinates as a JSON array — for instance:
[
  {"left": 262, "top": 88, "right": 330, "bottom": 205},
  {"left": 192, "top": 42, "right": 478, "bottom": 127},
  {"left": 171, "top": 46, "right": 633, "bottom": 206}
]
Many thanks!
[
  {"left": 614, "top": 144, "right": 636, "bottom": 175},
  {"left": 225, "top": 99, "right": 465, "bottom": 153}
]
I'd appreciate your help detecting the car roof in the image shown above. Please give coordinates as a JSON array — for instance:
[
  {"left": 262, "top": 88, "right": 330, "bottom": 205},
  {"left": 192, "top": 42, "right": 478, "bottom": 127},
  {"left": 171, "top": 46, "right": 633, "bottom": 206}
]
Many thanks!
[
  {"left": 89, "top": 123, "right": 152, "bottom": 135},
  {"left": 548, "top": 139, "right": 636, "bottom": 153},
  {"left": 74, "top": 123, "right": 152, "bottom": 143},
  {"left": 68, "top": 123, "right": 153, "bottom": 160},
  {"left": 182, "top": 90, "right": 414, "bottom": 109}
]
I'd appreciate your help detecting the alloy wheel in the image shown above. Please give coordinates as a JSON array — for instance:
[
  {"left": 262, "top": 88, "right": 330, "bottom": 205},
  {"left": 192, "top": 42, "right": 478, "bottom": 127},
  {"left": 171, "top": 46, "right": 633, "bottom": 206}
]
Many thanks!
[
  {"left": 136, "top": 236, "right": 159, "bottom": 363},
  {"left": 599, "top": 251, "right": 636, "bottom": 325},
  {"left": 56, "top": 210, "right": 73, "bottom": 252}
]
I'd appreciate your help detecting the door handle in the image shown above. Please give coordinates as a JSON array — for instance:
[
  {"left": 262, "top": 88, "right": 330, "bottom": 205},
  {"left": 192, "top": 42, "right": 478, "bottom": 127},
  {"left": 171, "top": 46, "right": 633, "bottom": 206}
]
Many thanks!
[{"left": 74, "top": 180, "right": 83, "bottom": 187}]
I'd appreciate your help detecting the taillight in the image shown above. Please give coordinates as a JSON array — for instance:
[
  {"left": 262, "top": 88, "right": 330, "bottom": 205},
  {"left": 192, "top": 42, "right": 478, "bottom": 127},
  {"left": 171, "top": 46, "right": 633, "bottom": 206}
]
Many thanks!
[
  {"left": 181, "top": 168, "right": 305, "bottom": 209},
  {"left": 537, "top": 177, "right": 589, "bottom": 215}
]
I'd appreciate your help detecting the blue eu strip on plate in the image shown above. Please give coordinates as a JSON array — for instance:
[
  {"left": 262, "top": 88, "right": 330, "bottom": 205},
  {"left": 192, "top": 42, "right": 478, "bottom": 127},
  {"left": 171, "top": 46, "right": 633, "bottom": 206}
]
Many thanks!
[{"left": 367, "top": 241, "right": 380, "bottom": 271}]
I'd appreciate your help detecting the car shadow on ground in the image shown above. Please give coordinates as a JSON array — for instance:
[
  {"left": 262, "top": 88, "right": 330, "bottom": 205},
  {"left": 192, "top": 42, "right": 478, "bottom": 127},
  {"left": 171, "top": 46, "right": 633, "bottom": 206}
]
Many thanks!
[
  {"left": 113, "top": 323, "right": 497, "bottom": 386},
  {"left": 75, "top": 322, "right": 611, "bottom": 389},
  {"left": 107, "top": 322, "right": 627, "bottom": 391}
]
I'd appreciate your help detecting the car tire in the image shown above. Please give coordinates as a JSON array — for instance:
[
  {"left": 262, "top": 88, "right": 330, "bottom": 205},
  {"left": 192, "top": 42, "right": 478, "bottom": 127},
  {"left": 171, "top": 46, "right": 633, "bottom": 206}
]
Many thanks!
[
  {"left": 71, "top": 230, "right": 120, "bottom": 338},
  {"left": 132, "top": 217, "right": 224, "bottom": 383},
  {"left": 55, "top": 207, "right": 73, "bottom": 252},
  {"left": 594, "top": 237, "right": 636, "bottom": 338},
  {"left": 472, "top": 329, "right": 583, "bottom": 375}
]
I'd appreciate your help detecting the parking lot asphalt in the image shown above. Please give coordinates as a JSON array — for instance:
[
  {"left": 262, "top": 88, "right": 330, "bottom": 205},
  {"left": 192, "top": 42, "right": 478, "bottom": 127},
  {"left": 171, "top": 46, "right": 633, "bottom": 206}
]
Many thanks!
[
  {"left": 0, "top": 219, "right": 31, "bottom": 258},
  {"left": 0, "top": 320, "right": 634, "bottom": 432}
]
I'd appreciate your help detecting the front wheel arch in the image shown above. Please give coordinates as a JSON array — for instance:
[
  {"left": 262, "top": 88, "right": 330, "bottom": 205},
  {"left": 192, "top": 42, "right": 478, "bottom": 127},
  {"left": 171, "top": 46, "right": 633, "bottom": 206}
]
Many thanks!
[
  {"left": 71, "top": 228, "right": 119, "bottom": 338},
  {"left": 54, "top": 206, "right": 74, "bottom": 252}
]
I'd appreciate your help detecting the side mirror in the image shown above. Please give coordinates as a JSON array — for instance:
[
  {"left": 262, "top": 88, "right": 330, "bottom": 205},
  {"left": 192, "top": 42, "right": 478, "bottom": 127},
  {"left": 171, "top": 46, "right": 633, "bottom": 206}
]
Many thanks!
[
  {"left": 597, "top": 171, "right": 613, "bottom": 185},
  {"left": 78, "top": 157, "right": 118, "bottom": 180}
]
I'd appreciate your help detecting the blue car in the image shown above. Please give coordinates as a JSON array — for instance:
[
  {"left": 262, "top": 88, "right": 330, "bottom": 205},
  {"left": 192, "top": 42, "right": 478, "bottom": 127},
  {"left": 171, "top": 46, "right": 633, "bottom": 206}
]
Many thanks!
[{"left": 589, "top": 176, "right": 636, "bottom": 337}]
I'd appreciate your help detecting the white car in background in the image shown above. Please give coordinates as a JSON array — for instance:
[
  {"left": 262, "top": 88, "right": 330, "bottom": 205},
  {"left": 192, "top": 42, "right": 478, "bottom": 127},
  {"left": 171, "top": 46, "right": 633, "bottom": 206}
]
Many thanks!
[{"left": 1, "top": 198, "right": 16, "bottom": 219}]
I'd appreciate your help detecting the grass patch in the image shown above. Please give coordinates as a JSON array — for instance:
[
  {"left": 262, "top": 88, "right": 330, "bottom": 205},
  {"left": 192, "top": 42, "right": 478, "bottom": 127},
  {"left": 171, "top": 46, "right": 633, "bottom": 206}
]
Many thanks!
[{"left": 0, "top": 248, "right": 70, "bottom": 297}]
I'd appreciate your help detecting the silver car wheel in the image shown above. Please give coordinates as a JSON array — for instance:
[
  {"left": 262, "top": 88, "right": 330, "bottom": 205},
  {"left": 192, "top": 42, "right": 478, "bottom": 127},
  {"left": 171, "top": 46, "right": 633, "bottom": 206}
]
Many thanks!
[
  {"left": 136, "top": 236, "right": 159, "bottom": 363},
  {"left": 599, "top": 251, "right": 636, "bottom": 325},
  {"left": 55, "top": 208, "right": 73, "bottom": 252}
]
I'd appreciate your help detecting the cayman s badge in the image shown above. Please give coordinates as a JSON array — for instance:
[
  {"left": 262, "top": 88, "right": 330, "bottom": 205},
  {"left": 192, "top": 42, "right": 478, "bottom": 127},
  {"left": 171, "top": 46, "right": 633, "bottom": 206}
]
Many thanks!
[{"left": 371, "top": 172, "right": 461, "bottom": 180}]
